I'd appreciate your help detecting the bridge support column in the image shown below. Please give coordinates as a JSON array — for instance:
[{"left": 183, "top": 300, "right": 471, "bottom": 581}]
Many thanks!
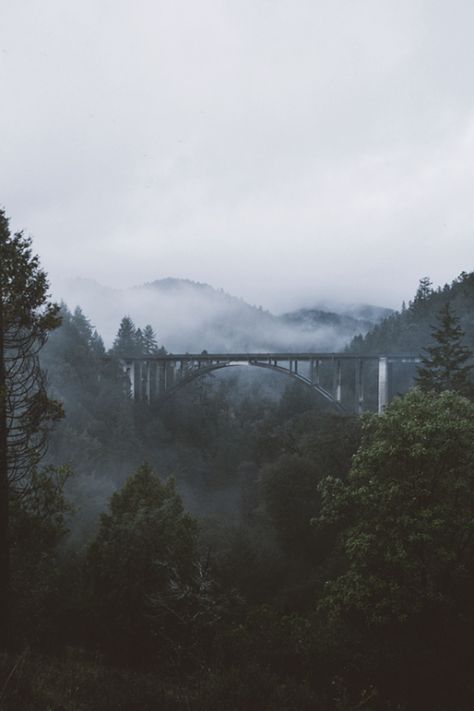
[
  {"left": 157, "top": 361, "right": 166, "bottom": 394},
  {"left": 122, "top": 360, "right": 135, "bottom": 399},
  {"left": 310, "top": 359, "right": 320, "bottom": 386},
  {"left": 136, "top": 360, "right": 143, "bottom": 400},
  {"left": 145, "top": 361, "right": 152, "bottom": 403},
  {"left": 355, "top": 359, "right": 364, "bottom": 414},
  {"left": 335, "top": 359, "right": 342, "bottom": 403},
  {"left": 166, "top": 362, "right": 175, "bottom": 389},
  {"left": 132, "top": 361, "right": 140, "bottom": 400},
  {"left": 378, "top": 357, "right": 389, "bottom": 414}
]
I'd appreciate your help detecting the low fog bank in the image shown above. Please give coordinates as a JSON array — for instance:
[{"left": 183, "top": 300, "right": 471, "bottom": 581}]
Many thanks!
[
  {"left": 53, "top": 276, "right": 385, "bottom": 353},
  {"left": 49, "top": 364, "right": 301, "bottom": 544}
]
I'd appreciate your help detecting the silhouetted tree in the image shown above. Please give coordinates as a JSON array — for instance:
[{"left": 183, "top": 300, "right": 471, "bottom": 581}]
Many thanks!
[
  {"left": 411, "top": 275, "right": 433, "bottom": 307},
  {"left": 86, "top": 463, "right": 198, "bottom": 663},
  {"left": 0, "top": 209, "right": 62, "bottom": 645},
  {"left": 112, "top": 316, "right": 139, "bottom": 357},
  {"left": 142, "top": 324, "right": 160, "bottom": 354},
  {"left": 416, "top": 302, "right": 473, "bottom": 396}
]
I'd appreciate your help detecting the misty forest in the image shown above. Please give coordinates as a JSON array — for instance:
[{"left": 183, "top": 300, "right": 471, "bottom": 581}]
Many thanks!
[{"left": 1, "top": 207, "right": 474, "bottom": 711}]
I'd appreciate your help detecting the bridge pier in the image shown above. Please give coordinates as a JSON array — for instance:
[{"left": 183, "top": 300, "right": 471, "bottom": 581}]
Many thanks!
[
  {"left": 335, "top": 359, "right": 342, "bottom": 403},
  {"left": 145, "top": 361, "right": 156, "bottom": 403},
  {"left": 331, "top": 359, "right": 342, "bottom": 403},
  {"left": 378, "top": 356, "right": 389, "bottom": 414},
  {"left": 122, "top": 360, "right": 136, "bottom": 400},
  {"left": 166, "top": 362, "right": 175, "bottom": 389},
  {"left": 310, "top": 359, "right": 320, "bottom": 386},
  {"left": 355, "top": 359, "right": 365, "bottom": 414},
  {"left": 158, "top": 361, "right": 166, "bottom": 394}
]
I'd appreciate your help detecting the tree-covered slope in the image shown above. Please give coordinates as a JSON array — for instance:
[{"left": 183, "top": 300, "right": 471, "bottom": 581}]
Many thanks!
[{"left": 349, "top": 272, "right": 474, "bottom": 354}]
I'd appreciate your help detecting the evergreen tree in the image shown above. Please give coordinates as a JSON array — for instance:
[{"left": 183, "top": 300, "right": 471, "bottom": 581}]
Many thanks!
[
  {"left": 112, "top": 316, "right": 139, "bottom": 357},
  {"left": 142, "top": 324, "right": 159, "bottom": 354},
  {"left": 0, "top": 209, "right": 62, "bottom": 645},
  {"left": 134, "top": 327, "right": 144, "bottom": 354},
  {"left": 412, "top": 275, "right": 433, "bottom": 304},
  {"left": 71, "top": 306, "right": 94, "bottom": 345},
  {"left": 91, "top": 329, "right": 105, "bottom": 358},
  {"left": 86, "top": 463, "right": 198, "bottom": 662},
  {"left": 416, "top": 302, "right": 473, "bottom": 396}
]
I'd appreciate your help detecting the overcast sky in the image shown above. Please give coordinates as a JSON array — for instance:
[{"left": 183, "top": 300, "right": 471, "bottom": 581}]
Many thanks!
[{"left": 1, "top": 0, "right": 473, "bottom": 312}]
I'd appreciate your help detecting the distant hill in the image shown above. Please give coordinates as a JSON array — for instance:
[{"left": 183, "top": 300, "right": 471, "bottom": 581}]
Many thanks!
[
  {"left": 53, "top": 277, "right": 383, "bottom": 353},
  {"left": 281, "top": 307, "right": 374, "bottom": 334},
  {"left": 301, "top": 301, "right": 393, "bottom": 324}
]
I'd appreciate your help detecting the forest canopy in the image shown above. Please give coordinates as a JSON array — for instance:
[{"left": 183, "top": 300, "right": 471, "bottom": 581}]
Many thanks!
[{"left": 1, "top": 249, "right": 474, "bottom": 709}]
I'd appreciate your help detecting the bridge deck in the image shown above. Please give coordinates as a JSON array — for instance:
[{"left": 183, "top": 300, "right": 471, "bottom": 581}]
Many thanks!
[{"left": 122, "top": 352, "right": 420, "bottom": 362}]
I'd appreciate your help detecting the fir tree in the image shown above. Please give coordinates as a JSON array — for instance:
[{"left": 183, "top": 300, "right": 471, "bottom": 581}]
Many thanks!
[
  {"left": 112, "top": 316, "right": 139, "bottom": 357},
  {"left": 410, "top": 276, "right": 433, "bottom": 317},
  {"left": 416, "top": 302, "right": 473, "bottom": 396},
  {"left": 135, "top": 327, "right": 144, "bottom": 354},
  {"left": 0, "top": 210, "right": 62, "bottom": 645},
  {"left": 142, "top": 324, "right": 159, "bottom": 354},
  {"left": 414, "top": 276, "right": 433, "bottom": 302},
  {"left": 91, "top": 329, "right": 105, "bottom": 357}
]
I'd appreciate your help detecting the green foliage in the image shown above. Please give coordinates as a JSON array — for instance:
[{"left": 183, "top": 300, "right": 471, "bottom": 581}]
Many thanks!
[
  {"left": 42, "top": 304, "right": 145, "bottom": 482},
  {"left": 0, "top": 647, "right": 186, "bottom": 711},
  {"left": 262, "top": 413, "right": 361, "bottom": 562},
  {"left": 9, "top": 467, "right": 73, "bottom": 645},
  {"left": 112, "top": 316, "right": 140, "bottom": 357},
  {"left": 416, "top": 302, "right": 473, "bottom": 396},
  {"left": 0, "top": 211, "right": 61, "bottom": 336},
  {"left": 0, "top": 210, "right": 63, "bottom": 486},
  {"left": 142, "top": 324, "right": 163, "bottom": 355},
  {"left": 86, "top": 463, "right": 199, "bottom": 662},
  {"left": 0, "top": 209, "right": 63, "bottom": 647},
  {"left": 111, "top": 317, "right": 165, "bottom": 358},
  {"left": 318, "top": 389, "right": 474, "bottom": 621},
  {"left": 411, "top": 275, "right": 433, "bottom": 313},
  {"left": 316, "top": 389, "right": 474, "bottom": 707}
]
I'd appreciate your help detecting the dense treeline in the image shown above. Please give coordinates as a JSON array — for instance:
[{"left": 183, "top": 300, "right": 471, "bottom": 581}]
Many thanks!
[
  {"left": 350, "top": 272, "right": 474, "bottom": 353},
  {"left": 2, "top": 271, "right": 474, "bottom": 709}
]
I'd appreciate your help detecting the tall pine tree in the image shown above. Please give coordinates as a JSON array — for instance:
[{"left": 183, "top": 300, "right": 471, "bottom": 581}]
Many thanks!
[
  {"left": 416, "top": 302, "right": 473, "bottom": 396},
  {"left": 112, "top": 316, "right": 139, "bottom": 357},
  {"left": 0, "top": 210, "right": 62, "bottom": 645},
  {"left": 142, "top": 324, "right": 160, "bottom": 354}
]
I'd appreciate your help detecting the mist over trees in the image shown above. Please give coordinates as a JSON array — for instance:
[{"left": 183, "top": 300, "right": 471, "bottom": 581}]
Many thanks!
[
  {"left": 54, "top": 276, "right": 384, "bottom": 353},
  {"left": 2, "top": 220, "right": 474, "bottom": 709}
]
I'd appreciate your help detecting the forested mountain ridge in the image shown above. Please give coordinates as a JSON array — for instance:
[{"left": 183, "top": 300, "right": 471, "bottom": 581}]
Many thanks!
[
  {"left": 349, "top": 271, "right": 474, "bottom": 354},
  {"left": 281, "top": 307, "right": 374, "bottom": 335}
]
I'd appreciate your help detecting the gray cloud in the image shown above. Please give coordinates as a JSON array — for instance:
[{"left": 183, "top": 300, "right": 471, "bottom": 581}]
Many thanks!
[{"left": 1, "top": 0, "right": 473, "bottom": 312}]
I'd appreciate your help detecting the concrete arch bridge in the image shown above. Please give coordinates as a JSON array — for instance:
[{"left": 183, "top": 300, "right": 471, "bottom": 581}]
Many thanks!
[{"left": 121, "top": 352, "right": 420, "bottom": 414}]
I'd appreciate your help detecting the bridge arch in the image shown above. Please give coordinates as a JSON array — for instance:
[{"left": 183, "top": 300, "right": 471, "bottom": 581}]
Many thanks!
[{"left": 162, "top": 360, "right": 346, "bottom": 412}]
